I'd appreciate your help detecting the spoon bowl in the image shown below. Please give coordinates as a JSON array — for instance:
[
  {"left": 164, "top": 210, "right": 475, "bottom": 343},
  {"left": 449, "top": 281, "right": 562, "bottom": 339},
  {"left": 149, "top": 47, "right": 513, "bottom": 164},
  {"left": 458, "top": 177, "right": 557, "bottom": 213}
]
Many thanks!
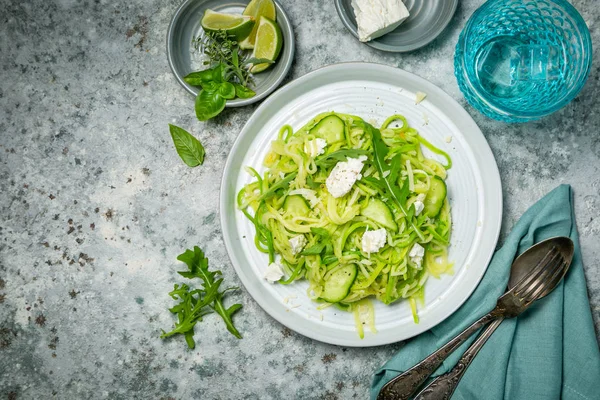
[{"left": 508, "top": 236, "right": 574, "bottom": 292}]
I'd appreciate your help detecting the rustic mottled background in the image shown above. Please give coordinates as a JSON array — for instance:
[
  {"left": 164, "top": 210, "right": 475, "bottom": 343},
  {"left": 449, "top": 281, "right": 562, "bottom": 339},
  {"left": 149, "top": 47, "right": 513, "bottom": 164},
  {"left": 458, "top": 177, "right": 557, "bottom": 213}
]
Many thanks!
[{"left": 1, "top": 0, "right": 598, "bottom": 399}]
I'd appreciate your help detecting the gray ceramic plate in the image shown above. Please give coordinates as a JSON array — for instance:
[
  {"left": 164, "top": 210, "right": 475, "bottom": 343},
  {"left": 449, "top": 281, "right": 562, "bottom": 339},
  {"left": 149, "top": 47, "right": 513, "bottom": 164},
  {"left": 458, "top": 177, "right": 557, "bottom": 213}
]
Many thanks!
[
  {"left": 335, "top": 0, "right": 458, "bottom": 52},
  {"left": 167, "top": 0, "right": 294, "bottom": 107},
  {"left": 220, "top": 63, "right": 502, "bottom": 346}
]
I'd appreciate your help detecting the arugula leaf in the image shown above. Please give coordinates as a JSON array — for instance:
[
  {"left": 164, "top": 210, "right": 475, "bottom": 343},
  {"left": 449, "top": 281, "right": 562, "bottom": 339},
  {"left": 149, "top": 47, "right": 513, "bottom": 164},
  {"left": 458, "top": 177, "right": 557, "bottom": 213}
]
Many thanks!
[
  {"left": 161, "top": 246, "right": 243, "bottom": 349},
  {"left": 160, "top": 283, "right": 216, "bottom": 349},
  {"left": 306, "top": 174, "right": 321, "bottom": 189},
  {"left": 322, "top": 255, "right": 338, "bottom": 264},
  {"left": 195, "top": 90, "right": 226, "bottom": 121},
  {"left": 367, "top": 122, "right": 425, "bottom": 241},
  {"left": 234, "top": 83, "right": 255, "bottom": 99},
  {"left": 256, "top": 172, "right": 297, "bottom": 202},
  {"left": 169, "top": 124, "right": 205, "bottom": 167},
  {"left": 301, "top": 243, "right": 326, "bottom": 255},
  {"left": 300, "top": 227, "right": 332, "bottom": 256},
  {"left": 310, "top": 227, "right": 330, "bottom": 238},
  {"left": 177, "top": 247, "right": 243, "bottom": 339},
  {"left": 315, "top": 149, "right": 369, "bottom": 169}
]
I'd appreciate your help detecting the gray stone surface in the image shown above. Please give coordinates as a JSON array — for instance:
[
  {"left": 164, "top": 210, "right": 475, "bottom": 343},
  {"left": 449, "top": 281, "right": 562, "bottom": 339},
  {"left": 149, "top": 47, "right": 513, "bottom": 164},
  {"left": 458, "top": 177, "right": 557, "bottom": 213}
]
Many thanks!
[{"left": 0, "top": 0, "right": 598, "bottom": 399}]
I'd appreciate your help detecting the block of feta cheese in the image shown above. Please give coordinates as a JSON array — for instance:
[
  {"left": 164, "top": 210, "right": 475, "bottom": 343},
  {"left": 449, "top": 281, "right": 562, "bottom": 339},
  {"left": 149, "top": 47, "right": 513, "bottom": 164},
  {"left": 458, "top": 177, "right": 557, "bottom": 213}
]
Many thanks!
[
  {"left": 409, "top": 243, "right": 425, "bottom": 267},
  {"left": 304, "top": 138, "right": 327, "bottom": 158},
  {"left": 351, "top": 0, "right": 410, "bottom": 42},
  {"left": 362, "top": 228, "right": 388, "bottom": 254},
  {"left": 413, "top": 193, "right": 426, "bottom": 216},
  {"left": 289, "top": 235, "right": 307, "bottom": 255},
  {"left": 264, "top": 262, "right": 284, "bottom": 283},
  {"left": 326, "top": 155, "right": 367, "bottom": 198}
]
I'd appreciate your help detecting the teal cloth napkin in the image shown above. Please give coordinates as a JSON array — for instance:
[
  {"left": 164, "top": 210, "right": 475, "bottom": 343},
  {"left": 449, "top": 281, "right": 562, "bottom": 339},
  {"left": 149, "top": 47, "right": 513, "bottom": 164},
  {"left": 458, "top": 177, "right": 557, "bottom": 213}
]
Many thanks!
[{"left": 371, "top": 184, "right": 600, "bottom": 400}]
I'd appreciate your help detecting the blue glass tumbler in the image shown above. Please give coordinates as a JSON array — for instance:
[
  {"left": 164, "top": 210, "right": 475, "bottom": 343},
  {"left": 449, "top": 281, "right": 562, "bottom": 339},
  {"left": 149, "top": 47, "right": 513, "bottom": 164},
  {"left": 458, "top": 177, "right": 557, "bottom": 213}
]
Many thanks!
[{"left": 454, "top": 0, "right": 592, "bottom": 122}]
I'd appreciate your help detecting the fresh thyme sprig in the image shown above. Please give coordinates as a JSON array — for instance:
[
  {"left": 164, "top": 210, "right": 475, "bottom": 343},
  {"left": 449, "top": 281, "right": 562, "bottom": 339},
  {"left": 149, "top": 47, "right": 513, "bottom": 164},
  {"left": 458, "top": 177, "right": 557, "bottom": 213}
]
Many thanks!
[{"left": 193, "top": 30, "right": 254, "bottom": 87}]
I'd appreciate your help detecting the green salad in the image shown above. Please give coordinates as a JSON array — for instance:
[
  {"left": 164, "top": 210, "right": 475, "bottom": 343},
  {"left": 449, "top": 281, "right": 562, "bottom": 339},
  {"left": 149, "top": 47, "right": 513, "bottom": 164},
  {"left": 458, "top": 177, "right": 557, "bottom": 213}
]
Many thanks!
[{"left": 237, "top": 112, "right": 453, "bottom": 337}]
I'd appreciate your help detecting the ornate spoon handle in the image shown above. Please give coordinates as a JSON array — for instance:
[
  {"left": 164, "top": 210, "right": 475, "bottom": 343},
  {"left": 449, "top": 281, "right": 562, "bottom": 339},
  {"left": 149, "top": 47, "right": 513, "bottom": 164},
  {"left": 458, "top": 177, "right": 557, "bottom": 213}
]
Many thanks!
[
  {"left": 413, "top": 317, "right": 505, "bottom": 400},
  {"left": 377, "top": 312, "right": 498, "bottom": 400}
]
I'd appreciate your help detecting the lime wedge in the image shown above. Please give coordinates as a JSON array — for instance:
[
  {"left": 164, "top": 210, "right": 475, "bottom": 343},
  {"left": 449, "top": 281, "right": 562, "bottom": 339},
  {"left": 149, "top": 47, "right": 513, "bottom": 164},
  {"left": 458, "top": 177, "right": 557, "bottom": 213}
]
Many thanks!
[
  {"left": 249, "top": 17, "right": 282, "bottom": 73},
  {"left": 239, "top": 0, "right": 277, "bottom": 50},
  {"left": 201, "top": 9, "right": 255, "bottom": 41}
]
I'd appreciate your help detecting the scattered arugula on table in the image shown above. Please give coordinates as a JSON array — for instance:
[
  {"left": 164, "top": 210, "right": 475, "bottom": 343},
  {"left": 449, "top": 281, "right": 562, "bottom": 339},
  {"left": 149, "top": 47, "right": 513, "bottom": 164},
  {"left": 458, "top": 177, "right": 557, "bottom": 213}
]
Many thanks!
[
  {"left": 169, "top": 124, "right": 205, "bottom": 167},
  {"left": 160, "top": 246, "right": 243, "bottom": 349},
  {"left": 185, "top": 31, "right": 273, "bottom": 121}
]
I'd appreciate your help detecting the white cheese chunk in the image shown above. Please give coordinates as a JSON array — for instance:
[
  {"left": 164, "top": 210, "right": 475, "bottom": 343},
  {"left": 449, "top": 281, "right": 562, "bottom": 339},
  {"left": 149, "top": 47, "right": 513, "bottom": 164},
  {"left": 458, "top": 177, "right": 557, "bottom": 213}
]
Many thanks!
[
  {"left": 264, "top": 262, "right": 284, "bottom": 283},
  {"left": 289, "top": 235, "right": 307, "bottom": 255},
  {"left": 409, "top": 243, "right": 425, "bottom": 267},
  {"left": 351, "top": 0, "right": 410, "bottom": 42},
  {"left": 304, "top": 138, "right": 327, "bottom": 158},
  {"left": 362, "top": 228, "right": 387, "bottom": 254},
  {"left": 414, "top": 193, "right": 426, "bottom": 216},
  {"left": 325, "top": 156, "right": 367, "bottom": 198}
]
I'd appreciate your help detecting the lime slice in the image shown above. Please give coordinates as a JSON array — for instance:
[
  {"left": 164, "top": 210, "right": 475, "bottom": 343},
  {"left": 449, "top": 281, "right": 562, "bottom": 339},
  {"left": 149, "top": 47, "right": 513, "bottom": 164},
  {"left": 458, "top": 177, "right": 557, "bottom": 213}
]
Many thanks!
[
  {"left": 239, "top": 0, "right": 277, "bottom": 50},
  {"left": 201, "top": 9, "right": 255, "bottom": 41},
  {"left": 249, "top": 17, "right": 282, "bottom": 73}
]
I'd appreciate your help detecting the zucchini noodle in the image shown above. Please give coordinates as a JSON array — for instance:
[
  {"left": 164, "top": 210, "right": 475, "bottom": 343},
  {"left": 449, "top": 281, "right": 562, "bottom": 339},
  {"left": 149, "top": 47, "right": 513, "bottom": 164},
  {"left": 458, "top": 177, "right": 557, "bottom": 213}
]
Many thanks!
[{"left": 237, "top": 112, "right": 453, "bottom": 337}]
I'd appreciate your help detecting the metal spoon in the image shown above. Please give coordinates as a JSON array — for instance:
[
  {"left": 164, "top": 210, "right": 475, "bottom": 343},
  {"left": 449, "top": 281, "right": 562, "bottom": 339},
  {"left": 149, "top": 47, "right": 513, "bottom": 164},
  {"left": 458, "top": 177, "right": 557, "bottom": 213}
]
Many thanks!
[{"left": 377, "top": 236, "right": 574, "bottom": 400}]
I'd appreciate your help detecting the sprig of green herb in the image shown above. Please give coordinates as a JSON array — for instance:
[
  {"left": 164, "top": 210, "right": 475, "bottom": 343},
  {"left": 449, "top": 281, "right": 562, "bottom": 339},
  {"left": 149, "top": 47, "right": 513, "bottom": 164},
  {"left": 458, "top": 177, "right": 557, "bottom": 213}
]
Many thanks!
[
  {"left": 169, "top": 124, "right": 205, "bottom": 167},
  {"left": 184, "top": 31, "right": 274, "bottom": 121},
  {"left": 365, "top": 122, "right": 425, "bottom": 241},
  {"left": 161, "top": 246, "right": 243, "bottom": 349}
]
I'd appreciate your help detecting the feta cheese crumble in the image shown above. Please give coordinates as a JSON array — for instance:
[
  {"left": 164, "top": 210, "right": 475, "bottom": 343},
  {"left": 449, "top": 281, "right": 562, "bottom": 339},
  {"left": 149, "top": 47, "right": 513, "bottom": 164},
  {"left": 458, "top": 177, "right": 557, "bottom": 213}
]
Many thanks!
[
  {"left": 351, "top": 0, "right": 410, "bottom": 42},
  {"left": 289, "top": 235, "right": 307, "bottom": 255},
  {"left": 325, "top": 156, "right": 367, "bottom": 198},
  {"left": 409, "top": 243, "right": 425, "bottom": 267},
  {"left": 264, "top": 262, "right": 284, "bottom": 283},
  {"left": 413, "top": 193, "right": 426, "bottom": 216},
  {"left": 304, "top": 138, "right": 327, "bottom": 158},
  {"left": 362, "top": 228, "right": 387, "bottom": 254}
]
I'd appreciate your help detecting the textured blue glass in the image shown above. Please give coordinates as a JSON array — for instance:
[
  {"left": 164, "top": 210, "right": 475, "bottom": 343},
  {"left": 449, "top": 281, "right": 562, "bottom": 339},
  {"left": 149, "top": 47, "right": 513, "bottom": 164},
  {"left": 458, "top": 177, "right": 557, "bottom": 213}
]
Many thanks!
[{"left": 454, "top": 0, "right": 592, "bottom": 122}]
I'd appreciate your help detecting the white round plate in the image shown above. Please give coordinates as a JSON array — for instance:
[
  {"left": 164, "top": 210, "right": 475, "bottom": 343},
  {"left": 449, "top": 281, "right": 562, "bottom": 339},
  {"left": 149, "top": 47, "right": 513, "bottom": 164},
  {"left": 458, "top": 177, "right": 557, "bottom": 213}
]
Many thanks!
[{"left": 220, "top": 63, "right": 502, "bottom": 347}]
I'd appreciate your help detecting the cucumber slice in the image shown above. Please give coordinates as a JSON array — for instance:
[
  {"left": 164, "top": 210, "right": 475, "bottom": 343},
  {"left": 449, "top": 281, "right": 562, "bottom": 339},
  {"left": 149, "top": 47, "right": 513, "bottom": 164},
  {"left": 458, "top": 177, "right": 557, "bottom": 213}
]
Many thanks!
[
  {"left": 283, "top": 195, "right": 310, "bottom": 216},
  {"left": 320, "top": 264, "right": 358, "bottom": 303},
  {"left": 309, "top": 115, "right": 345, "bottom": 143},
  {"left": 423, "top": 176, "right": 447, "bottom": 217},
  {"left": 361, "top": 198, "right": 398, "bottom": 231}
]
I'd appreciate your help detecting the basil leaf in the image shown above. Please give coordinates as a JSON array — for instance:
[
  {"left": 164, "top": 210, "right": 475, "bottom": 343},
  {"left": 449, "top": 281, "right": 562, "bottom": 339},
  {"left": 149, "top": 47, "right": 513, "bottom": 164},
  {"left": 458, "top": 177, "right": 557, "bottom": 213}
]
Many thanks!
[
  {"left": 195, "top": 90, "right": 226, "bottom": 121},
  {"left": 183, "top": 69, "right": 214, "bottom": 87},
  {"left": 203, "top": 81, "right": 220, "bottom": 93},
  {"left": 168, "top": 124, "right": 205, "bottom": 167},
  {"left": 212, "top": 64, "right": 224, "bottom": 83},
  {"left": 218, "top": 82, "right": 236, "bottom": 100},
  {"left": 234, "top": 84, "right": 255, "bottom": 99}
]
